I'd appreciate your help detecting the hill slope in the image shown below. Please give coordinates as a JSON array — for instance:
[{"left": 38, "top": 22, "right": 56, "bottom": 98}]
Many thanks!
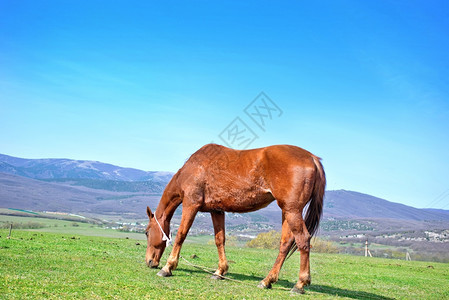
[
  {"left": 0, "top": 173, "right": 161, "bottom": 219},
  {"left": 324, "top": 190, "right": 449, "bottom": 221}
]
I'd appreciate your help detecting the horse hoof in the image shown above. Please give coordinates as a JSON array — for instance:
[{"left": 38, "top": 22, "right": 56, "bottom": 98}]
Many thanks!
[
  {"left": 210, "top": 274, "right": 224, "bottom": 280},
  {"left": 157, "top": 269, "right": 172, "bottom": 277},
  {"left": 290, "top": 287, "right": 305, "bottom": 294},
  {"left": 257, "top": 281, "right": 272, "bottom": 289}
]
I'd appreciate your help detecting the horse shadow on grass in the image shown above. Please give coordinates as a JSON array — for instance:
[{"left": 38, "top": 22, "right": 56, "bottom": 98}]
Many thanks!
[
  {"left": 304, "top": 285, "right": 393, "bottom": 300},
  {"left": 175, "top": 267, "right": 393, "bottom": 300}
]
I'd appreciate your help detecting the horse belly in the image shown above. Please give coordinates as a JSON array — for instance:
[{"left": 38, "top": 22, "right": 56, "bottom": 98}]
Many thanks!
[{"left": 202, "top": 187, "right": 275, "bottom": 213}]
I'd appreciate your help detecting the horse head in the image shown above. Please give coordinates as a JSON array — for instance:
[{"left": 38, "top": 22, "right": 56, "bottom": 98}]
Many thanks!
[{"left": 145, "top": 206, "right": 169, "bottom": 268}]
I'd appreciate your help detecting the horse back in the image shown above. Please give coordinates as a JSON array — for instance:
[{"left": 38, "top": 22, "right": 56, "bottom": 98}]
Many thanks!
[{"left": 175, "top": 144, "right": 319, "bottom": 212}]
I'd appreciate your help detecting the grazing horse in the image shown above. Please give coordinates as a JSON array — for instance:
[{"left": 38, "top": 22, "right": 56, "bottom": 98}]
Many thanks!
[{"left": 145, "top": 143, "right": 325, "bottom": 294}]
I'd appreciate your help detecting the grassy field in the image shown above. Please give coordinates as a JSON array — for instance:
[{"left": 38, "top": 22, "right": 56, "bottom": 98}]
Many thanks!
[
  {"left": 0, "top": 214, "right": 147, "bottom": 240},
  {"left": 0, "top": 215, "right": 231, "bottom": 245},
  {"left": 1, "top": 229, "right": 448, "bottom": 299}
]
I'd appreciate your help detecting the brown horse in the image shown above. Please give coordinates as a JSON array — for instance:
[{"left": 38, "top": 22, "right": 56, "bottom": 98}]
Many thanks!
[{"left": 145, "top": 143, "right": 325, "bottom": 294}]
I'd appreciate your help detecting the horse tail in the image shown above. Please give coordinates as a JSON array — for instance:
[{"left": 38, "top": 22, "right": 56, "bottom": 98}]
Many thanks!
[
  {"left": 305, "top": 155, "right": 326, "bottom": 237},
  {"left": 287, "top": 155, "right": 326, "bottom": 259}
]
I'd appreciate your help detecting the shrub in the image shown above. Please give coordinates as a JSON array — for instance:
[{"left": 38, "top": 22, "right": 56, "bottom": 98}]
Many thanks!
[
  {"left": 0, "top": 221, "right": 45, "bottom": 229},
  {"left": 310, "top": 237, "right": 340, "bottom": 253},
  {"left": 246, "top": 230, "right": 281, "bottom": 249}
]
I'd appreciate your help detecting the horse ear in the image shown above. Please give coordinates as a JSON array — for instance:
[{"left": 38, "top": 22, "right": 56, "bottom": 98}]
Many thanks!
[{"left": 146, "top": 206, "right": 153, "bottom": 219}]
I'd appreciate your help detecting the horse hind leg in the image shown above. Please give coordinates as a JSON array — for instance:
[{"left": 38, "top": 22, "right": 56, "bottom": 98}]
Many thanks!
[
  {"left": 210, "top": 211, "right": 229, "bottom": 279},
  {"left": 258, "top": 212, "right": 294, "bottom": 289},
  {"left": 283, "top": 210, "right": 311, "bottom": 294}
]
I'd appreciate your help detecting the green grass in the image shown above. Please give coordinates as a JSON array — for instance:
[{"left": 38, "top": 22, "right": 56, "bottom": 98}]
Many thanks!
[{"left": 1, "top": 230, "right": 448, "bottom": 299}]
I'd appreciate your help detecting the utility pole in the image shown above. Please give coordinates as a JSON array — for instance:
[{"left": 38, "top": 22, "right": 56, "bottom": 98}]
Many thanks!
[{"left": 365, "top": 239, "right": 372, "bottom": 257}]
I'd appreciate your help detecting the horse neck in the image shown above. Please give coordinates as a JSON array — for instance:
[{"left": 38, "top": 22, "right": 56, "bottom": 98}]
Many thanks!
[{"left": 155, "top": 180, "right": 181, "bottom": 230}]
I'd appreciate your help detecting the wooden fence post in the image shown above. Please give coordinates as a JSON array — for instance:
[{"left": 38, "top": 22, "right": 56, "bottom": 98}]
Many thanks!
[{"left": 7, "top": 223, "right": 12, "bottom": 239}]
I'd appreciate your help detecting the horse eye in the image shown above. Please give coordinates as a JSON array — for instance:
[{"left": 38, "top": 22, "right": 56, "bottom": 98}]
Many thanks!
[{"left": 145, "top": 231, "right": 149, "bottom": 237}]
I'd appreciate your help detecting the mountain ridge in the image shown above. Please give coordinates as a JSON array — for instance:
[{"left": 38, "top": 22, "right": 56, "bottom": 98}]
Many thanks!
[{"left": 0, "top": 153, "right": 173, "bottom": 182}]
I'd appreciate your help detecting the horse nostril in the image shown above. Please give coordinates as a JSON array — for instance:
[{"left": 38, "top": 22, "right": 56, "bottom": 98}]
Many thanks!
[{"left": 147, "top": 259, "right": 159, "bottom": 268}]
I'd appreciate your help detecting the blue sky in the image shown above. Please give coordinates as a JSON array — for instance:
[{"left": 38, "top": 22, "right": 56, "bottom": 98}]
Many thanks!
[{"left": 1, "top": 1, "right": 448, "bottom": 209}]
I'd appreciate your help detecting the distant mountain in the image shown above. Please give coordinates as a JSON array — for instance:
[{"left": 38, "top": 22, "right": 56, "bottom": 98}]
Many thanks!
[
  {"left": 422, "top": 208, "right": 449, "bottom": 219},
  {"left": 0, "top": 153, "right": 173, "bottom": 182},
  {"left": 0, "top": 172, "right": 162, "bottom": 218},
  {"left": 323, "top": 190, "right": 449, "bottom": 221}
]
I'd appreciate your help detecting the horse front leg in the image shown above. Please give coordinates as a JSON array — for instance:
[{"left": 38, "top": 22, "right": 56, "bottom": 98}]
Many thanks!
[
  {"left": 210, "top": 211, "right": 228, "bottom": 279},
  {"left": 157, "top": 205, "right": 199, "bottom": 277},
  {"left": 258, "top": 212, "right": 294, "bottom": 289}
]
